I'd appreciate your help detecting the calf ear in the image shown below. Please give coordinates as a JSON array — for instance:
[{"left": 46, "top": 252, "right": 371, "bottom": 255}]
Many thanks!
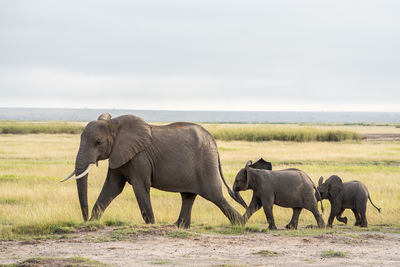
[
  {"left": 318, "top": 176, "right": 324, "bottom": 186},
  {"left": 245, "top": 160, "right": 252, "bottom": 170},
  {"left": 244, "top": 160, "right": 253, "bottom": 188},
  {"left": 326, "top": 175, "right": 343, "bottom": 199},
  {"left": 250, "top": 158, "right": 272, "bottom": 170}
]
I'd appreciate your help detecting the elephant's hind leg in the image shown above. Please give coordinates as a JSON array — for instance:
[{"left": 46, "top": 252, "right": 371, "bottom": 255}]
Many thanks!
[
  {"left": 308, "top": 205, "right": 325, "bottom": 228},
  {"left": 175, "top": 193, "right": 197, "bottom": 228},
  {"left": 202, "top": 192, "right": 244, "bottom": 226},
  {"left": 352, "top": 209, "right": 361, "bottom": 226},
  {"left": 359, "top": 209, "right": 368, "bottom": 227},
  {"left": 286, "top": 208, "right": 302, "bottom": 229}
]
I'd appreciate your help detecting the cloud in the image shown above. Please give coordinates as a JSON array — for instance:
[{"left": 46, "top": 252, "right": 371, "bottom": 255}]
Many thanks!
[
  {"left": 0, "top": 0, "right": 399, "bottom": 111},
  {"left": 1, "top": 67, "right": 399, "bottom": 111}
]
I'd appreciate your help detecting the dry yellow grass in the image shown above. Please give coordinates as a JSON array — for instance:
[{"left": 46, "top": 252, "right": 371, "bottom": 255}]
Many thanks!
[{"left": 0, "top": 128, "right": 399, "bottom": 238}]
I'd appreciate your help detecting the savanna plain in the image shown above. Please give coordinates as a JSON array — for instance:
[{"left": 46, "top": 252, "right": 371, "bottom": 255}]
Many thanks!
[{"left": 0, "top": 122, "right": 400, "bottom": 266}]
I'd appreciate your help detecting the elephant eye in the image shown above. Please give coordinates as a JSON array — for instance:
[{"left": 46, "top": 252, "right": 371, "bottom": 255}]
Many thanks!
[{"left": 95, "top": 140, "right": 102, "bottom": 146}]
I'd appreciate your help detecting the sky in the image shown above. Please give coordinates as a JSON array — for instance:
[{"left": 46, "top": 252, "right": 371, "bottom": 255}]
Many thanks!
[{"left": 0, "top": 0, "right": 399, "bottom": 111}]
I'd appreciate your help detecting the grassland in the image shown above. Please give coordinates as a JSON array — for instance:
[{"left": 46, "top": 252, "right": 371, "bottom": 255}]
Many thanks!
[
  {"left": 0, "top": 121, "right": 363, "bottom": 142},
  {"left": 0, "top": 124, "right": 399, "bottom": 239}
]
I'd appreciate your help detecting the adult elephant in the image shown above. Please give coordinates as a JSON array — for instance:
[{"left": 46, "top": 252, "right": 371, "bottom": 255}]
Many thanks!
[{"left": 61, "top": 113, "right": 246, "bottom": 228}]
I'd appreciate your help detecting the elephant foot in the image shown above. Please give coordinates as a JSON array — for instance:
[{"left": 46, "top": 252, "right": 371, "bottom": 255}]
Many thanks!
[
  {"left": 142, "top": 213, "right": 155, "bottom": 224},
  {"left": 285, "top": 223, "right": 297, "bottom": 230},
  {"left": 174, "top": 219, "right": 191, "bottom": 229},
  {"left": 230, "top": 214, "right": 245, "bottom": 226},
  {"left": 354, "top": 222, "right": 360, "bottom": 226},
  {"left": 360, "top": 223, "right": 368, "bottom": 228},
  {"left": 339, "top": 217, "right": 348, "bottom": 224},
  {"left": 89, "top": 213, "right": 101, "bottom": 221},
  {"left": 268, "top": 225, "right": 277, "bottom": 230}
]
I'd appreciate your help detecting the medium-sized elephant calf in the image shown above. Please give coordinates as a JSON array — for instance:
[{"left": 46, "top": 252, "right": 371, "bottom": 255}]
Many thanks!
[
  {"left": 316, "top": 175, "right": 381, "bottom": 227},
  {"left": 233, "top": 159, "right": 325, "bottom": 230}
]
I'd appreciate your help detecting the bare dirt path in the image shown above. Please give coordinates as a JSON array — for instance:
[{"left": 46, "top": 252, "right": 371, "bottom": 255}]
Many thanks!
[{"left": 1, "top": 226, "right": 400, "bottom": 266}]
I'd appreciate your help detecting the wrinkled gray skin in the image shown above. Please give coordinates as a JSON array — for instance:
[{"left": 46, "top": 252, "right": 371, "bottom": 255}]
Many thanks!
[
  {"left": 233, "top": 159, "right": 325, "bottom": 229},
  {"left": 316, "top": 175, "right": 381, "bottom": 227},
  {"left": 72, "top": 113, "right": 246, "bottom": 228}
]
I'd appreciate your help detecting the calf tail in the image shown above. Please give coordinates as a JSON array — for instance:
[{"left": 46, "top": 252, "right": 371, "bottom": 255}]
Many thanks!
[{"left": 368, "top": 194, "right": 381, "bottom": 213}]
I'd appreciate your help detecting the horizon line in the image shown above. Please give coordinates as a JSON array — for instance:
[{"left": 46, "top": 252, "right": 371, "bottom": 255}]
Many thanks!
[{"left": 1, "top": 107, "right": 400, "bottom": 113}]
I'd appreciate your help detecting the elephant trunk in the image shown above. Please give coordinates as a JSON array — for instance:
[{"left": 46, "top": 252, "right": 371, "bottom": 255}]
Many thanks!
[
  {"left": 75, "top": 149, "right": 90, "bottom": 221},
  {"left": 76, "top": 175, "right": 89, "bottom": 221}
]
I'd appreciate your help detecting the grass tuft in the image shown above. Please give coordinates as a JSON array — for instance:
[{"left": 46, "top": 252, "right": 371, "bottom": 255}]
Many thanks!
[
  {"left": 252, "top": 249, "right": 280, "bottom": 257},
  {"left": 149, "top": 259, "right": 174, "bottom": 265},
  {"left": 166, "top": 230, "right": 194, "bottom": 238},
  {"left": 321, "top": 250, "right": 348, "bottom": 258},
  {"left": 2, "top": 256, "right": 109, "bottom": 267}
]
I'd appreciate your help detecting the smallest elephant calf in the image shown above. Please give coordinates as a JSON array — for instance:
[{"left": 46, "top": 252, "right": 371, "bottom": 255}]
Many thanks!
[{"left": 316, "top": 175, "right": 381, "bottom": 227}]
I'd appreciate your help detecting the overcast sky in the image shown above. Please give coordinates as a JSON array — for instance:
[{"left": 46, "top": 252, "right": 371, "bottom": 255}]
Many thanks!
[{"left": 0, "top": 0, "right": 399, "bottom": 111}]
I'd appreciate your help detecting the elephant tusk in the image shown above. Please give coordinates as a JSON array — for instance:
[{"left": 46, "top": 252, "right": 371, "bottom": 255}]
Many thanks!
[
  {"left": 73, "top": 164, "right": 94, "bottom": 180},
  {"left": 60, "top": 170, "right": 75, "bottom": 182}
]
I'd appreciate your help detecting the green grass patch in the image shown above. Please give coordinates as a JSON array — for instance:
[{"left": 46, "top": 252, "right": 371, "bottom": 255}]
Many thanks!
[
  {"left": 166, "top": 230, "right": 194, "bottom": 238},
  {"left": 0, "top": 121, "right": 85, "bottom": 134},
  {"left": 2, "top": 257, "right": 109, "bottom": 267},
  {"left": 204, "top": 124, "right": 361, "bottom": 142},
  {"left": 252, "top": 249, "right": 280, "bottom": 257},
  {"left": 0, "top": 221, "right": 107, "bottom": 240},
  {"left": 0, "top": 121, "right": 362, "bottom": 142},
  {"left": 195, "top": 225, "right": 267, "bottom": 235},
  {"left": 321, "top": 250, "right": 348, "bottom": 258},
  {"left": 149, "top": 259, "right": 174, "bottom": 265},
  {"left": 85, "top": 227, "right": 139, "bottom": 243}
]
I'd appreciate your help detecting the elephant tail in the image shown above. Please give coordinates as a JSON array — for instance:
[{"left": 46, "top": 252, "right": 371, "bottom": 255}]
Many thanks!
[
  {"left": 313, "top": 184, "right": 324, "bottom": 213},
  {"left": 217, "top": 154, "right": 248, "bottom": 209},
  {"left": 368, "top": 194, "right": 381, "bottom": 213},
  {"left": 304, "top": 173, "right": 324, "bottom": 213}
]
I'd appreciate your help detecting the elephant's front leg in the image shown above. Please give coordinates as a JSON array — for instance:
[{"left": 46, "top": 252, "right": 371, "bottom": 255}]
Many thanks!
[
  {"left": 90, "top": 168, "right": 126, "bottom": 220},
  {"left": 132, "top": 182, "right": 154, "bottom": 224},
  {"left": 261, "top": 197, "right": 277, "bottom": 230},
  {"left": 243, "top": 194, "right": 262, "bottom": 223},
  {"left": 327, "top": 203, "right": 341, "bottom": 227},
  {"left": 336, "top": 208, "right": 347, "bottom": 224}
]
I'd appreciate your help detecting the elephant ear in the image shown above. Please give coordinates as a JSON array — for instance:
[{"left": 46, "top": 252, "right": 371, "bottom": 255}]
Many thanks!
[
  {"left": 250, "top": 158, "right": 272, "bottom": 170},
  {"left": 245, "top": 160, "right": 252, "bottom": 171},
  {"left": 326, "top": 175, "right": 343, "bottom": 199},
  {"left": 109, "top": 115, "right": 152, "bottom": 169},
  {"left": 243, "top": 160, "right": 253, "bottom": 187}
]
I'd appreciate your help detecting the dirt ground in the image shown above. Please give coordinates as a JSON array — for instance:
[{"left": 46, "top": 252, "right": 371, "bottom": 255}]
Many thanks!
[{"left": 1, "top": 226, "right": 400, "bottom": 266}]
